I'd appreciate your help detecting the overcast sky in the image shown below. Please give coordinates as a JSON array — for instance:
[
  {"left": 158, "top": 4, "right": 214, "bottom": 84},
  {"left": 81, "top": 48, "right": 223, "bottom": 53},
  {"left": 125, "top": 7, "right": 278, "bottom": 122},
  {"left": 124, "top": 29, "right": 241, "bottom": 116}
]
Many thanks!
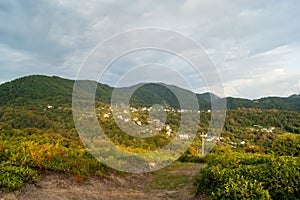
[{"left": 0, "top": 0, "right": 299, "bottom": 99}]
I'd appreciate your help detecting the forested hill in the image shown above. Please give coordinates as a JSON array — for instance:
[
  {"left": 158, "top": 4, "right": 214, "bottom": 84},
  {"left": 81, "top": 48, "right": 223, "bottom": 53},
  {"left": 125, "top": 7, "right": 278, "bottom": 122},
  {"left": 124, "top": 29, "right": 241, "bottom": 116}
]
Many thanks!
[
  {"left": 0, "top": 75, "right": 113, "bottom": 107},
  {"left": 0, "top": 75, "right": 299, "bottom": 111}
]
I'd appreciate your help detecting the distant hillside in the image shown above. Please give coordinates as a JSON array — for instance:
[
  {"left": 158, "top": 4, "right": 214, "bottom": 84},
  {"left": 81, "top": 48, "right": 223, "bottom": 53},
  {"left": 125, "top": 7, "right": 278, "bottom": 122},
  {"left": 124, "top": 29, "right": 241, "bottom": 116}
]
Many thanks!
[
  {"left": 226, "top": 95, "right": 300, "bottom": 112},
  {"left": 0, "top": 75, "right": 73, "bottom": 105},
  {"left": 0, "top": 75, "right": 112, "bottom": 107},
  {"left": 0, "top": 75, "right": 299, "bottom": 112},
  {"left": 123, "top": 83, "right": 211, "bottom": 110}
]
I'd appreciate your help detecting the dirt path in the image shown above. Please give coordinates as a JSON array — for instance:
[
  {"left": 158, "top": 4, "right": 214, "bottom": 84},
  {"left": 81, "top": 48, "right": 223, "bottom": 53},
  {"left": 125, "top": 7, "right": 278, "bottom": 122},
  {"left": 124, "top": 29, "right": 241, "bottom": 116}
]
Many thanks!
[{"left": 1, "top": 162, "right": 209, "bottom": 200}]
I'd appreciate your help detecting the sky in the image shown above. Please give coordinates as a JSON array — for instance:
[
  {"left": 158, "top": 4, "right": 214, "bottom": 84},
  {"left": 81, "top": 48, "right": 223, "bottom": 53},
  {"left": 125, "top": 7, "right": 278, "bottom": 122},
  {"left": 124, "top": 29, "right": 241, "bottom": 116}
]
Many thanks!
[{"left": 0, "top": 0, "right": 299, "bottom": 99}]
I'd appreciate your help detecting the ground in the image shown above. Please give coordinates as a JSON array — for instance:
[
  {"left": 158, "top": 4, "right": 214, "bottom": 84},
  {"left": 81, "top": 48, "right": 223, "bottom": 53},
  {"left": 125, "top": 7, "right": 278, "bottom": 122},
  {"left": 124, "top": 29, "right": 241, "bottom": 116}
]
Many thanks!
[{"left": 0, "top": 162, "right": 210, "bottom": 200}]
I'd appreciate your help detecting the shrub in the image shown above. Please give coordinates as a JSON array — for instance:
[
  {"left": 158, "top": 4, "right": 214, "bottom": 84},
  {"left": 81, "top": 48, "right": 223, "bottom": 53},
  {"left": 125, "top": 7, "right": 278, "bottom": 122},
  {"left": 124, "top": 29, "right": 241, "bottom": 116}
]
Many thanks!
[
  {"left": 0, "top": 164, "right": 38, "bottom": 192},
  {"left": 271, "top": 133, "right": 300, "bottom": 156},
  {"left": 194, "top": 152, "right": 300, "bottom": 200},
  {"left": 0, "top": 129, "right": 107, "bottom": 191},
  {"left": 213, "top": 177, "right": 270, "bottom": 200}
]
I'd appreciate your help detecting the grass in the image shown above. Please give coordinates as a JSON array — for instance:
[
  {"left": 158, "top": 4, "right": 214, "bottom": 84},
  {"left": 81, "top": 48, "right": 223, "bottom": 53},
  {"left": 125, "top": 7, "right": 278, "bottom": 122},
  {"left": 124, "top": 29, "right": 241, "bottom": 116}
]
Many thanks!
[{"left": 148, "top": 162, "right": 202, "bottom": 190}]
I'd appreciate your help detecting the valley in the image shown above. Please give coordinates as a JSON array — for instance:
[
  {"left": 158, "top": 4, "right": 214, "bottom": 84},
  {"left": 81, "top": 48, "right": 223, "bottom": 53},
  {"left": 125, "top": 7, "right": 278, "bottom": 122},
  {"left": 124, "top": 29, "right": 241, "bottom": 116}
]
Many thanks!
[{"left": 0, "top": 75, "right": 299, "bottom": 199}]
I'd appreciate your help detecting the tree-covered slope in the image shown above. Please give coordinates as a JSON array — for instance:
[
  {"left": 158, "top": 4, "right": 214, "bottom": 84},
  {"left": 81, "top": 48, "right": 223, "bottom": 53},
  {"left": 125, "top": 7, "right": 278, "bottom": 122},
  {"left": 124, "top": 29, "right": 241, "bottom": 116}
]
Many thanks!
[
  {"left": 0, "top": 75, "right": 113, "bottom": 107},
  {"left": 0, "top": 75, "right": 299, "bottom": 112},
  {"left": 257, "top": 95, "right": 300, "bottom": 112},
  {"left": 0, "top": 75, "right": 74, "bottom": 106}
]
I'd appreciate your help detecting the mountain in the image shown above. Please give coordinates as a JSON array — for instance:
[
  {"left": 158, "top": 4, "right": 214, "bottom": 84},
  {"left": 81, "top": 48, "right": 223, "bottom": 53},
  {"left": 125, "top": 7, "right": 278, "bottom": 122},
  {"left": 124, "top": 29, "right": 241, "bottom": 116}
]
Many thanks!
[
  {"left": 0, "top": 75, "right": 299, "bottom": 112},
  {"left": 256, "top": 95, "right": 300, "bottom": 111},
  {"left": 124, "top": 83, "right": 208, "bottom": 109},
  {"left": 0, "top": 75, "right": 112, "bottom": 107},
  {"left": 226, "top": 95, "right": 300, "bottom": 112}
]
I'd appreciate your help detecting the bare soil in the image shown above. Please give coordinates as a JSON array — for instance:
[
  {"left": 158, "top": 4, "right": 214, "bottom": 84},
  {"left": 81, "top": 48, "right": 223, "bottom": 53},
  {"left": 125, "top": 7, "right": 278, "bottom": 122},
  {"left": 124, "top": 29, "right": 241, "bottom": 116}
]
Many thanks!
[{"left": 0, "top": 162, "right": 210, "bottom": 200}]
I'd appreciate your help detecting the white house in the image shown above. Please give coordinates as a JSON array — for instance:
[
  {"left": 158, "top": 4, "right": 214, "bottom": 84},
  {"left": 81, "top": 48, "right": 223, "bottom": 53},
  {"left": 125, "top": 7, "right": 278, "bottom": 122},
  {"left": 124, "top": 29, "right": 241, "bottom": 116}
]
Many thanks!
[
  {"left": 47, "top": 105, "right": 53, "bottom": 109},
  {"left": 133, "top": 117, "right": 138, "bottom": 121},
  {"left": 178, "top": 134, "right": 190, "bottom": 140},
  {"left": 124, "top": 118, "right": 130, "bottom": 122},
  {"left": 166, "top": 125, "right": 171, "bottom": 130}
]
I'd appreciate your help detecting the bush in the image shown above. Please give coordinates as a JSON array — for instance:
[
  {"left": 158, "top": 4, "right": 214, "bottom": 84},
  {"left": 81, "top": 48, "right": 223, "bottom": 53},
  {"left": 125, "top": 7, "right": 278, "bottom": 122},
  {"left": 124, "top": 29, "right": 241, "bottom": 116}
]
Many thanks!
[
  {"left": 194, "top": 152, "right": 300, "bottom": 200},
  {"left": 0, "top": 129, "right": 107, "bottom": 191},
  {"left": 213, "top": 177, "right": 270, "bottom": 200},
  {"left": 0, "top": 164, "right": 38, "bottom": 192},
  {"left": 271, "top": 133, "right": 300, "bottom": 156}
]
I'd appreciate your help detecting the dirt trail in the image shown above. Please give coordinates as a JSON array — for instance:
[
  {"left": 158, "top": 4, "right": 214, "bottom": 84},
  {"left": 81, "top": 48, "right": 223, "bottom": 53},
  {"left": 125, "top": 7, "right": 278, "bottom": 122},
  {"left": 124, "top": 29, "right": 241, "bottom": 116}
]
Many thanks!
[{"left": 0, "top": 162, "right": 209, "bottom": 200}]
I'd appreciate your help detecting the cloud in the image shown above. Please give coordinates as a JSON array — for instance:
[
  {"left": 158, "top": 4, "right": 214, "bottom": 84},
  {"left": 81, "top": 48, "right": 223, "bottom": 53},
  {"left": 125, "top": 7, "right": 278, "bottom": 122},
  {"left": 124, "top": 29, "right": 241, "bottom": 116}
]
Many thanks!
[
  {"left": 0, "top": 0, "right": 299, "bottom": 98},
  {"left": 295, "top": 80, "right": 300, "bottom": 93}
]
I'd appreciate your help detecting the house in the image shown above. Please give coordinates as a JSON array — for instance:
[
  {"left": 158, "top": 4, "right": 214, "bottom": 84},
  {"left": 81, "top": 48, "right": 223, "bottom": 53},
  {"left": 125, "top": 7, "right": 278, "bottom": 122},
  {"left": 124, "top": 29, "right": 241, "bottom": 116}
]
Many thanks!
[
  {"left": 133, "top": 117, "right": 138, "bottom": 121},
  {"left": 154, "top": 119, "right": 160, "bottom": 123},
  {"left": 149, "top": 162, "right": 156, "bottom": 167},
  {"left": 206, "top": 137, "right": 214, "bottom": 142},
  {"left": 116, "top": 115, "right": 123, "bottom": 119},
  {"left": 130, "top": 107, "right": 137, "bottom": 112},
  {"left": 166, "top": 125, "right": 171, "bottom": 130},
  {"left": 178, "top": 134, "right": 190, "bottom": 140},
  {"left": 267, "top": 126, "right": 276, "bottom": 132}
]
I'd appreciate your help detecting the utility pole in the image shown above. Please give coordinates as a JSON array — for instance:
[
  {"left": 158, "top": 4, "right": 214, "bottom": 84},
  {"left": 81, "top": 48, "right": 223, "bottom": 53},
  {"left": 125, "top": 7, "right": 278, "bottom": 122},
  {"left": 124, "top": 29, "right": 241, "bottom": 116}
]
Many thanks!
[{"left": 200, "top": 132, "right": 207, "bottom": 157}]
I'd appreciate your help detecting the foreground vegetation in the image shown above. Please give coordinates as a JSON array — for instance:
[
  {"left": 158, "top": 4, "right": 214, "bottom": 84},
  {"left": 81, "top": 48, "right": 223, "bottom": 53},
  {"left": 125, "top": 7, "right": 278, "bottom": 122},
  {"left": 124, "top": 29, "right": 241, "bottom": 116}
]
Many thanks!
[
  {"left": 0, "top": 102, "right": 299, "bottom": 194},
  {"left": 0, "top": 129, "right": 106, "bottom": 191},
  {"left": 194, "top": 135, "right": 300, "bottom": 200}
]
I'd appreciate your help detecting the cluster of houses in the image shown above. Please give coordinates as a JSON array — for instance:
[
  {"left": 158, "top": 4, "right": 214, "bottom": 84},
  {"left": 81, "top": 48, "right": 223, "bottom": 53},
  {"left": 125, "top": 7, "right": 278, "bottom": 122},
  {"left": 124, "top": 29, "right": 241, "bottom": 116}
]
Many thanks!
[
  {"left": 98, "top": 106, "right": 196, "bottom": 140},
  {"left": 204, "top": 135, "right": 247, "bottom": 146},
  {"left": 45, "top": 105, "right": 63, "bottom": 110},
  {"left": 99, "top": 105, "right": 211, "bottom": 114},
  {"left": 250, "top": 125, "right": 276, "bottom": 133}
]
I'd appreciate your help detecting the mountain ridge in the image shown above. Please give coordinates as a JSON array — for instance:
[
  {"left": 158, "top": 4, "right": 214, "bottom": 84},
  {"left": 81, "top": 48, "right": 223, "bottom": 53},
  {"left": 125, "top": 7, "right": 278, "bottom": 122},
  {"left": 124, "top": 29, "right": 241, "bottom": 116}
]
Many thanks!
[{"left": 0, "top": 75, "right": 299, "bottom": 111}]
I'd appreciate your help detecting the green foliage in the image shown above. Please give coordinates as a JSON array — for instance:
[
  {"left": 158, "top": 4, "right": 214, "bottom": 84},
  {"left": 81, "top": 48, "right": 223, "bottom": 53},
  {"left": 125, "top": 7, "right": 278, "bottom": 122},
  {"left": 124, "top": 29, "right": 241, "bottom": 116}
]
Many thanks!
[
  {"left": 272, "top": 133, "right": 300, "bottom": 156},
  {"left": 0, "top": 75, "right": 74, "bottom": 107},
  {"left": 226, "top": 95, "right": 300, "bottom": 112},
  {"left": 0, "top": 75, "right": 112, "bottom": 107},
  {"left": 224, "top": 109, "right": 300, "bottom": 135},
  {"left": 213, "top": 176, "right": 270, "bottom": 200},
  {"left": 194, "top": 152, "right": 300, "bottom": 200},
  {"left": 0, "top": 164, "right": 38, "bottom": 192},
  {"left": 0, "top": 129, "right": 107, "bottom": 191}
]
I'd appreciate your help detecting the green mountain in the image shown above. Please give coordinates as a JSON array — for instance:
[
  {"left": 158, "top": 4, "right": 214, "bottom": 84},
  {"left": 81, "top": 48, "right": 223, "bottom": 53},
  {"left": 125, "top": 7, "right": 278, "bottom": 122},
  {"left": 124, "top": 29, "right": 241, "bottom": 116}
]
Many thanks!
[
  {"left": 226, "top": 95, "right": 300, "bottom": 112},
  {"left": 0, "top": 75, "right": 299, "bottom": 112},
  {"left": 124, "top": 83, "right": 207, "bottom": 110},
  {"left": 0, "top": 75, "right": 112, "bottom": 107}
]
